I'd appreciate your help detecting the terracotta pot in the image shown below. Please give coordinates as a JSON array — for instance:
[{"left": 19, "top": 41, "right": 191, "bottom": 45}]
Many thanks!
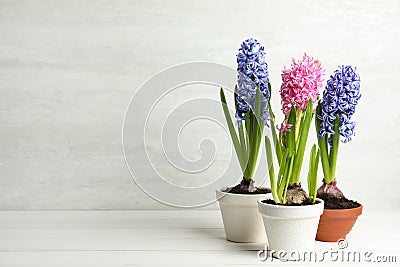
[
  {"left": 316, "top": 205, "right": 363, "bottom": 242},
  {"left": 216, "top": 187, "right": 269, "bottom": 243}
]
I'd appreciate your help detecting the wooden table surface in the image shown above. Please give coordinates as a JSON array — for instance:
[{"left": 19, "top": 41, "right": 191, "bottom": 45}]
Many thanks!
[{"left": 0, "top": 210, "right": 398, "bottom": 266}]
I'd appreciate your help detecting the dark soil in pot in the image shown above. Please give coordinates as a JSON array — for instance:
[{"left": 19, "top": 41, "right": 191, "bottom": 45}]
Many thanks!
[
  {"left": 318, "top": 193, "right": 361, "bottom": 209},
  {"left": 224, "top": 178, "right": 271, "bottom": 194}
]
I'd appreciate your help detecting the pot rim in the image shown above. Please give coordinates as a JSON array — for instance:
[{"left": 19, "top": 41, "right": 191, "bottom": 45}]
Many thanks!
[
  {"left": 257, "top": 196, "right": 324, "bottom": 219},
  {"left": 322, "top": 204, "right": 363, "bottom": 217},
  {"left": 257, "top": 198, "right": 324, "bottom": 209},
  {"left": 216, "top": 186, "right": 271, "bottom": 206}
]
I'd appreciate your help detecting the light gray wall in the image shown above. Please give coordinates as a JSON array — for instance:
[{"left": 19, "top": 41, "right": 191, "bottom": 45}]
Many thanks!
[{"left": 0, "top": 0, "right": 399, "bottom": 210}]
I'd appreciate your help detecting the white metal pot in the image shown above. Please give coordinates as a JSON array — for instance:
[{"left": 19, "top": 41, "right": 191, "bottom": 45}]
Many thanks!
[
  {"left": 216, "top": 187, "right": 268, "bottom": 243},
  {"left": 257, "top": 196, "right": 324, "bottom": 260}
]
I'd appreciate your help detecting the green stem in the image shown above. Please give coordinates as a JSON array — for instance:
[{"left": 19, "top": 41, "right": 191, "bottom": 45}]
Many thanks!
[
  {"left": 287, "top": 108, "right": 296, "bottom": 158},
  {"left": 315, "top": 104, "right": 331, "bottom": 181},
  {"left": 295, "top": 109, "right": 303, "bottom": 141},
  {"left": 238, "top": 121, "right": 248, "bottom": 166},
  {"left": 329, "top": 114, "right": 340, "bottom": 183},
  {"left": 243, "top": 86, "right": 263, "bottom": 180},
  {"left": 318, "top": 135, "right": 331, "bottom": 182},
  {"left": 291, "top": 99, "right": 313, "bottom": 185}
]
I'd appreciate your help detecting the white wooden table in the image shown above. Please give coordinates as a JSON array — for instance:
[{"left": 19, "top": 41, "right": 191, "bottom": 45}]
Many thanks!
[{"left": 0, "top": 210, "right": 398, "bottom": 266}]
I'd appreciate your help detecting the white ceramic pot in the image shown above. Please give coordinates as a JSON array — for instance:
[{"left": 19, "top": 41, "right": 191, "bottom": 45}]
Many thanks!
[
  {"left": 257, "top": 196, "right": 324, "bottom": 260},
  {"left": 216, "top": 187, "right": 269, "bottom": 243}
]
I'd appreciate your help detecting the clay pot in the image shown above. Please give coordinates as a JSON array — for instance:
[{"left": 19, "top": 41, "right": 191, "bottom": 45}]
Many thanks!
[{"left": 316, "top": 205, "right": 363, "bottom": 242}]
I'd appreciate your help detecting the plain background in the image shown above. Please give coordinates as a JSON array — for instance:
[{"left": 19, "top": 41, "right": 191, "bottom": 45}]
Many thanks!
[{"left": 0, "top": 0, "right": 399, "bottom": 210}]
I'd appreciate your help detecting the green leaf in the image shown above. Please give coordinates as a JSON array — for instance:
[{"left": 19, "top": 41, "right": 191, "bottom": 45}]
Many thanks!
[
  {"left": 282, "top": 156, "right": 294, "bottom": 203},
  {"left": 265, "top": 136, "right": 279, "bottom": 203},
  {"left": 220, "top": 88, "right": 246, "bottom": 172},
  {"left": 307, "top": 144, "right": 320, "bottom": 203},
  {"left": 307, "top": 149, "right": 314, "bottom": 200},
  {"left": 268, "top": 104, "right": 282, "bottom": 164},
  {"left": 267, "top": 82, "right": 282, "bottom": 164},
  {"left": 277, "top": 150, "right": 289, "bottom": 202}
]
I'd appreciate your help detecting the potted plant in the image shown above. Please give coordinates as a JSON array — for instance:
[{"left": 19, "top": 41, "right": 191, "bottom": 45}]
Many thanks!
[
  {"left": 315, "top": 65, "right": 363, "bottom": 242},
  {"left": 216, "top": 38, "right": 271, "bottom": 243},
  {"left": 258, "top": 54, "right": 325, "bottom": 259}
]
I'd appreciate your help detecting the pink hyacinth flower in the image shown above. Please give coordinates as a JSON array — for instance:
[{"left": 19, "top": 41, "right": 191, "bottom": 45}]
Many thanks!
[
  {"left": 276, "top": 120, "right": 292, "bottom": 139},
  {"left": 280, "top": 53, "right": 325, "bottom": 115}
]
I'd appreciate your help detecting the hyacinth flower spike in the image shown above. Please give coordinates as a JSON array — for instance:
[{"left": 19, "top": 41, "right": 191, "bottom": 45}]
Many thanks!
[
  {"left": 220, "top": 38, "right": 271, "bottom": 192},
  {"left": 316, "top": 65, "right": 361, "bottom": 197},
  {"left": 265, "top": 53, "right": 324, "bottom": 204}
]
